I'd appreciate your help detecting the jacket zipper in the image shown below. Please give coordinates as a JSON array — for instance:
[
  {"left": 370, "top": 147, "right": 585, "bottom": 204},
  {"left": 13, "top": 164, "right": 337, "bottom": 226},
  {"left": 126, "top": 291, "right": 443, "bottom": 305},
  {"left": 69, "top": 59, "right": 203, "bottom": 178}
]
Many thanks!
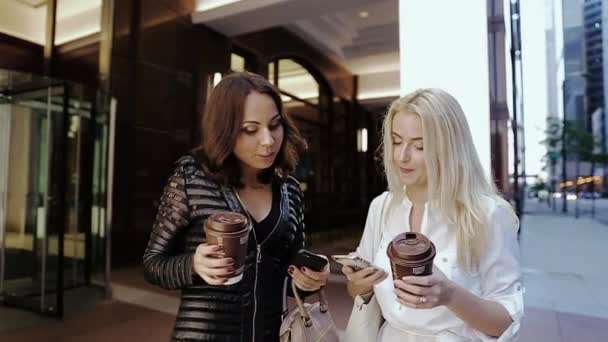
[{"left": 234, "top": 187, "right": 284, "bottom": 342}]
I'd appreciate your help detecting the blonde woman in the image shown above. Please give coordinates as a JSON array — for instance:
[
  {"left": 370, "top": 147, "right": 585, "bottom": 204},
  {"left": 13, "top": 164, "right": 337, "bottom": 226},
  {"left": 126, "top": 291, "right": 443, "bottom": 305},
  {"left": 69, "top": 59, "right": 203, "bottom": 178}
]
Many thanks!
[{"left": 342, "top": 89, "right": 523, "bottom": 341}]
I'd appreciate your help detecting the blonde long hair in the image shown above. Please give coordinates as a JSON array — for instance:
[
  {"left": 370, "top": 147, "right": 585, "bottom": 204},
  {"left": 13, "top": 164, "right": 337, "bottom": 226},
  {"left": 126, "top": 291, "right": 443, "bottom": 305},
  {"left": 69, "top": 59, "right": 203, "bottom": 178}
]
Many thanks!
[{"left": 381, "top": 88, "right": 511, "bottom": 270}]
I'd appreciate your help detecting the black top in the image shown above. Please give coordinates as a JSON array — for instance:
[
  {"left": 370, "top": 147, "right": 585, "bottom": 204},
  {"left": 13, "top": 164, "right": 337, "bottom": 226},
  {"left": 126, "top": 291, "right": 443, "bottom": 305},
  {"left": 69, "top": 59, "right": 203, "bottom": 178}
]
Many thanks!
[
  {"left": 142, "top": 155, "right": 306, "bottom": 342},
  {"left": 252, "top": 180, "right": 281, "bottom": 243}
]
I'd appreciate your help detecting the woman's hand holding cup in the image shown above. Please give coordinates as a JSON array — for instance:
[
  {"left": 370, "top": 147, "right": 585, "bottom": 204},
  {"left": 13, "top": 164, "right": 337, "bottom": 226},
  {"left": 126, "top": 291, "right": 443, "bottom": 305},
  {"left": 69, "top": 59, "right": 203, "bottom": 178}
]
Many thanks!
[
  {"left": 193, "top": 243, "right": 235, "bottom": 285},
  {"left": 393, "top": 265, "right": 456, "bottom": 309}
]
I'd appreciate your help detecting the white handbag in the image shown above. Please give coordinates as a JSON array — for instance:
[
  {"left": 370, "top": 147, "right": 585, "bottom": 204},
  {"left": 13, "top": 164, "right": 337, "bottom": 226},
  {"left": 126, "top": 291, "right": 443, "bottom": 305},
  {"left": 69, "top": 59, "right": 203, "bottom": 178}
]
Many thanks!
[
  {"left": 343, "top": 295, "right": 383, "bottom": 342},
  {"left": 280, "top": 279, "right": 340, "bottom": 342},
  {"left": 342, "top": 193, "right": 390, "bottom": 342}
]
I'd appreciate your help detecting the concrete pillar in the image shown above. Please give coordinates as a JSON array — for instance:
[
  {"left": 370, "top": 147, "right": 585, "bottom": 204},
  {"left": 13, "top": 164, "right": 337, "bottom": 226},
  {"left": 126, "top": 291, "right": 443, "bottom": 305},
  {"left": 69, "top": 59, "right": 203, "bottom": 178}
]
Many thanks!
[{"left": 399, "top": 0, "right": 491, "bottom": 174}]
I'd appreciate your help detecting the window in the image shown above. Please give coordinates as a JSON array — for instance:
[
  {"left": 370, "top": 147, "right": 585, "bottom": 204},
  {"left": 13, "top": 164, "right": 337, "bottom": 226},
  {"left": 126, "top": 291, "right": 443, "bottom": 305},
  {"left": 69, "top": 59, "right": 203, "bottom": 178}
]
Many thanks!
[
  {"left": 268, "top": 59, "right": 319, "bottom": 104},
  {"left": 230, "top": 53, "right": 245, "bottom": 72}
]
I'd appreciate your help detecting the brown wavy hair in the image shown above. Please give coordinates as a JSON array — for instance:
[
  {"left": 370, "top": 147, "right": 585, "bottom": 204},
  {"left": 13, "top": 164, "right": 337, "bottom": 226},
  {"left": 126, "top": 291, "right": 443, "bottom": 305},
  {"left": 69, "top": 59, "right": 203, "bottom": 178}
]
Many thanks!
[{"left": 194, "top": 71, "right": 307, "bottom": 187}]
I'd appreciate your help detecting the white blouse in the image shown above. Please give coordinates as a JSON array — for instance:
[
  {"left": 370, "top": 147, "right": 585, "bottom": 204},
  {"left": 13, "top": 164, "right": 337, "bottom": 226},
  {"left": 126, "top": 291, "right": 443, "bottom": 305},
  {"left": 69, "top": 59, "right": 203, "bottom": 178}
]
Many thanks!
[{"left": 354, "top": 192, "right": 524, "bottom": 342}]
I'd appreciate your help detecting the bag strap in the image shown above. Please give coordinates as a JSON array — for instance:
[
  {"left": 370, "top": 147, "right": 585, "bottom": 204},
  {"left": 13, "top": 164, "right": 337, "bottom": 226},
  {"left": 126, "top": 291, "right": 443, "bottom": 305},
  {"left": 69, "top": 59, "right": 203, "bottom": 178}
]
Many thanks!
[
  {"left": 281, "top": 277, "right": 329, "bottom": 324},
  {"left": 371, "top": 193, "right": 390, "bottom": 258},
  {"left": 280, "top": 194, "right": 389, "bottom": 323},
  {"left": 282, "top": 277, "right": 290, "bottom": 319}
]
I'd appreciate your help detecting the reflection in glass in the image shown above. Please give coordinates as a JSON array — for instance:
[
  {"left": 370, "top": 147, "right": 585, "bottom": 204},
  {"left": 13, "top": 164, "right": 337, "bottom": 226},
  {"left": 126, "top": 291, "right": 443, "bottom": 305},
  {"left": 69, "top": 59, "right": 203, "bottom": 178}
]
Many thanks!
[
  {"left": 269, "top": 59, "right": 330, "bottom": 232},
  {"left": 269, "top": 59, "right": 319, "bottom": 103},
  {"left": 0, "top": 69, "right": 111, "bottom": 316}
]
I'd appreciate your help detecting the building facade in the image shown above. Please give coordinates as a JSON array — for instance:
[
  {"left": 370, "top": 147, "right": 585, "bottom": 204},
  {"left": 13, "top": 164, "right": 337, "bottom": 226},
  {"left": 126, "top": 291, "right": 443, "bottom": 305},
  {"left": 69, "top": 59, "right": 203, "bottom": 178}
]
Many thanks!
[
  {"left": 1, "top": 0, "right": 514, "bottom": 318},
  {"left": 584, "top": 0, "right": 604, "bottom": 115}
]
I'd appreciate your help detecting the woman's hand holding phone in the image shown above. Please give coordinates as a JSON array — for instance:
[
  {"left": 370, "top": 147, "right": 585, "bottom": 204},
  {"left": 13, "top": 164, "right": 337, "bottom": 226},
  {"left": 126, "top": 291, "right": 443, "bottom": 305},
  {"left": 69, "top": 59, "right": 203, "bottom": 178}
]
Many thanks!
[
  {"left": 288, "top": 250, "right": 330, "bottom": 291},
  {"left": 338, "top": 254, "right": 387, "bottom": 298}
]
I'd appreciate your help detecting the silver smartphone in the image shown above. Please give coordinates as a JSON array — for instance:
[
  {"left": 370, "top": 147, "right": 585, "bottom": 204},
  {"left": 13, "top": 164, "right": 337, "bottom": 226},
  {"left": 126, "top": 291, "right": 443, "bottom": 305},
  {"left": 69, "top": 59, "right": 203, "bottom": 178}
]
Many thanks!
[{"left": 331, "top": 254, "right": 373, "bottom": 271}]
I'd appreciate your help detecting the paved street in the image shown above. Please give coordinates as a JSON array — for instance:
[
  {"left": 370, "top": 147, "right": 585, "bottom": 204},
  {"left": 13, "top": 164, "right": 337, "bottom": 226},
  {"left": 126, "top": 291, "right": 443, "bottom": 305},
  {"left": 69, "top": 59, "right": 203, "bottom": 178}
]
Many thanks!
[{"left": 537, "top": 196, "right": 608, "bottom": 225}]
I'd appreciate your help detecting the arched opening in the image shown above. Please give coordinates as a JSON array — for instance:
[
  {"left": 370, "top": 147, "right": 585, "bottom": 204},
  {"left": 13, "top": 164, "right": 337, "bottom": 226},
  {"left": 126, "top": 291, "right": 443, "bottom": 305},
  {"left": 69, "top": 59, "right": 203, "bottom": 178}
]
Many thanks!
[{"left": 268, "top": 58, "right": 333, "bottom": 230}]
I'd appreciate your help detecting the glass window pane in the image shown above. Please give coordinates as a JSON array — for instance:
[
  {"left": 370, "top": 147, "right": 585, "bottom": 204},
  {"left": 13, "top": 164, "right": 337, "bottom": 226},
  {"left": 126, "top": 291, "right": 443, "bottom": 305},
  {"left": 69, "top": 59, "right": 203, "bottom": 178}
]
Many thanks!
[
  {"left": 268, "top": 62, "right": 276, "bottom": 85},
  {"left": 0, "top": 70, "right": 111, "bottom": 317},
  {"left": 231, "top": 53, "right": 246, "bottom": 72},
  {"left": 278, "top": 59, "right": 319, "bottom": 102}
]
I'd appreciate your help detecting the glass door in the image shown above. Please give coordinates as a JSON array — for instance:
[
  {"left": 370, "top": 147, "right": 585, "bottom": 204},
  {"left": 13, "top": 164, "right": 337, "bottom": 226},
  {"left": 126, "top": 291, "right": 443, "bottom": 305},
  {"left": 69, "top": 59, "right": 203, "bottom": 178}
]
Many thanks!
[
  {"left": 0, "top": 83, "right": 66, "bottom": 315},
  {"left": 0, "top": 71, "right": 111, "bottom": 318}
]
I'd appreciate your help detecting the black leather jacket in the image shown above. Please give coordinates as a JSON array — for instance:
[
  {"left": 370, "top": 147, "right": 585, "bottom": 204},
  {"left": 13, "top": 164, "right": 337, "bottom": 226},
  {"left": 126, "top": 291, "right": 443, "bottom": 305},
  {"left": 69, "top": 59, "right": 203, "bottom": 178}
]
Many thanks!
[{"left": 143, "top": 155, "right": 306, "bottom": 342}]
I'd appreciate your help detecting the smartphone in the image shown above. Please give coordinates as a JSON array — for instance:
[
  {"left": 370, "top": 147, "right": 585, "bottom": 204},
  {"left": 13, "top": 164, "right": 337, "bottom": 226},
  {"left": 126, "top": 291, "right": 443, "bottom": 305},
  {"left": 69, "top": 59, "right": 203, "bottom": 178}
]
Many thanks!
[
  {"left": 291, "top": 249, "right": 328, "bottom": 272},
  {"left": 331, "top": 254, "right": 373, "bottom": 271}
]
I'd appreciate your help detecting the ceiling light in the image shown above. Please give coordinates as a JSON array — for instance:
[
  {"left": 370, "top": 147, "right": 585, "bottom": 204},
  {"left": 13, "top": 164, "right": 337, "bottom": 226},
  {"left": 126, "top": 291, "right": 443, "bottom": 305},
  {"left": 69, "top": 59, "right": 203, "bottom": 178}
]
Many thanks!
[{"left": 359, "top": 11, "right": 369, "bottom": 19}]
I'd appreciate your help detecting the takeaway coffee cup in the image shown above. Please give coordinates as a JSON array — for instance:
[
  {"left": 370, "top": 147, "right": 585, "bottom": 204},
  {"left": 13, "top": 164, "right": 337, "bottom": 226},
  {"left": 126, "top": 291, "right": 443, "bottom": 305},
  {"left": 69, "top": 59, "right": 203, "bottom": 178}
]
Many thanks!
[
  {"left": 204, "top": 212, "right": 251, "bottom": 285},
  {"left": 386, "top": 232, "right": 436, "bottom": 280}
]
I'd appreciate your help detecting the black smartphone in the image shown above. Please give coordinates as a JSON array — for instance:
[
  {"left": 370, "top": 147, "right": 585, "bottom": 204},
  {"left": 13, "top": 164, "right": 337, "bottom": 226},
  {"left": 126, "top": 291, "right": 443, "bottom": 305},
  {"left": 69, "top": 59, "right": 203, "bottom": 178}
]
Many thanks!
[{"left": 291, "top": 249, "right": 328, "bottom": 272}]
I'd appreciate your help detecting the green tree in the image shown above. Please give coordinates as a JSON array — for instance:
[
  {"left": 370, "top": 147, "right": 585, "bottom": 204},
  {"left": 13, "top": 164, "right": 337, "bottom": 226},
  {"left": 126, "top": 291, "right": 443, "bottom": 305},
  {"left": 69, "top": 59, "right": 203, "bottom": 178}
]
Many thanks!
[
  {"left": 543, "top": 118, "right": 608, "bottom": 217},
  {"left": 541, "top": 117, "right": 561, "bottom": 210}
]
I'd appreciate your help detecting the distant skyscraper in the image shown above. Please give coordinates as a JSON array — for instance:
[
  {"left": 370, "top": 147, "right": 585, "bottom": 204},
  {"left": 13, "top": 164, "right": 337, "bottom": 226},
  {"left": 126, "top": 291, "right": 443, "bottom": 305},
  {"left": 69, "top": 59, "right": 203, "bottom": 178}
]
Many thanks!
[
  {"left": 545, "top": 0, "right": 608, "bottom": 194},
  {"left": 584, "top": 0, "right": 604, "bottom": 116},
  {"left": 545, "top": 0, "right": 565, "bottom": 194},
  {"left": 546, "top": 0, "right": 565, "bottom": 123},
  {"left": 584, "top": 0, "right": 607, "bottom": 193},
  {"left": 604, "top": 1, "right": 608, "bottom": 122},
  {"left": 563, "top": 0, "right": 587, "bottom": 127},
  {"left": 600, "top": 0, "right": 608, "bottom": 191}
]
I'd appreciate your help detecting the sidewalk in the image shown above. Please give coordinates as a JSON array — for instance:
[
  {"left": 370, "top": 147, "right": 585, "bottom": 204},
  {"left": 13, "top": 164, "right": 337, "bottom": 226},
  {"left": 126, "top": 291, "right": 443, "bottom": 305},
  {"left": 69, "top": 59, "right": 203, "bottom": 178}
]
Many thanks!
[
  {"left": 1, "top": 199, "right": 607, "bottom": 341},
  {"left": 521, "top": 200, "right": 608, "bottom": 319},
  {"left": 516, "top": 199, "right": 608, "bottom": 341}
]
